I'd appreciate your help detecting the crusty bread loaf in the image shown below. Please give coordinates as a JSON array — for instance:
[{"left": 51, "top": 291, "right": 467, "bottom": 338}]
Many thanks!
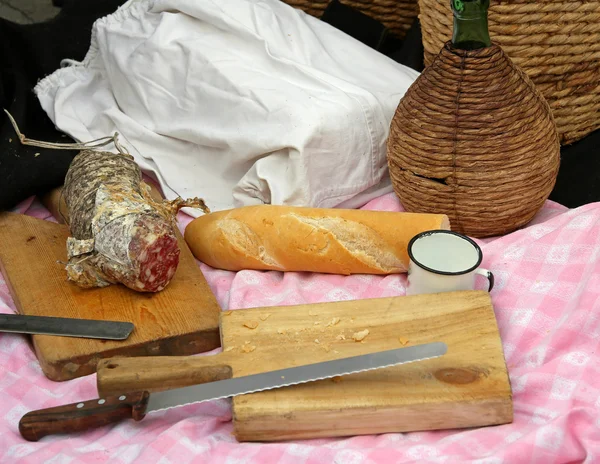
[{"left": 184, "top": 205, "right": 450, "bottom": 275}]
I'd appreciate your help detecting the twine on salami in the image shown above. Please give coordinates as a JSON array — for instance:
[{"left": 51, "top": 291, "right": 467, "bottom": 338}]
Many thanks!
[
  {"left": 4, "top": 108, "right": 127, "bottom": 154},
  {"left": 4, "top": 109, "right": 209, "bottom": 293}
]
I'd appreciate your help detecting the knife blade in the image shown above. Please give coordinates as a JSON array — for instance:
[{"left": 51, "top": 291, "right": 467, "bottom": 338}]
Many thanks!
[
  {"left": 0, "top": 314, "right": 134, "bottom": 340},
  {"left": 19, "top": 341, "right": 447, "bottom": 441}
]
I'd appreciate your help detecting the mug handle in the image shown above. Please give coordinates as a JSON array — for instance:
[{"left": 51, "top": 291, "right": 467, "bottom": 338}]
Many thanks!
[{"left": 475, "top": 268, "right": 495, "bottom": 292}]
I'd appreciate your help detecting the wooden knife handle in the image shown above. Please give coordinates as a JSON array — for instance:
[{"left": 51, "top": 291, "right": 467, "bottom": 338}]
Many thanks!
[
  {"left": 19, "top": 391, "right": 149, "bottom": 442},
  {"left": 97, "top": 354, "right": 233, "bottom": 396}
]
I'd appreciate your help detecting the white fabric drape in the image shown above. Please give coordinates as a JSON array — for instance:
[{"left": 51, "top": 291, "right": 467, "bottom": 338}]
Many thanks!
[{"left": 35, "top": 0, "right": 419, "bottom": 216}]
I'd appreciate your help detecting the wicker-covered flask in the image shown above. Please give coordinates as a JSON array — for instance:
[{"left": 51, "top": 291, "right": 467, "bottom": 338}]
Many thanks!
[{"left": 386, "top": 0, "right": 560, "bottom": 238}]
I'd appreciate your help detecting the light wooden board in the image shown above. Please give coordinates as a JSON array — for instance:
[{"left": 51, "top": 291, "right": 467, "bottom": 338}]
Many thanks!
[
  {"left": 97, "top": 290, "right": 513, "bottom": 441},
  {"left": 0, "top": 212, "right": 221, "bottom": 381}
]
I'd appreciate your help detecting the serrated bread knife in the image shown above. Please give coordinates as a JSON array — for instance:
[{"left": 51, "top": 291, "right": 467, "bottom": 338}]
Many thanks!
[{"left": 19, "top": 341, "right": 447, "bottom": 441}]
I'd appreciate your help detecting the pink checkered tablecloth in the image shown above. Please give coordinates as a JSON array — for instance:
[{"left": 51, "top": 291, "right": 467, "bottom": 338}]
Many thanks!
[{"left": 1, "top": 193, "right": 599, "bottom": 463}]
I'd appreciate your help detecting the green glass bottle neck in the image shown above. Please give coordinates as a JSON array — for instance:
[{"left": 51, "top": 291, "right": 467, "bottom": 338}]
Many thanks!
[{"left": 450, "top": 0, "right": 491, "bottom": 50}]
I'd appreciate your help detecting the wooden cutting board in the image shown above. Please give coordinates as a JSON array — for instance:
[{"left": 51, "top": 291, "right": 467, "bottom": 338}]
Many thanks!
[
  {"left": 97, "top": 290, "right": 513, "bottom": 441},
  {"left": 0, "top": 211, "right": 221, "bottom": 381}
]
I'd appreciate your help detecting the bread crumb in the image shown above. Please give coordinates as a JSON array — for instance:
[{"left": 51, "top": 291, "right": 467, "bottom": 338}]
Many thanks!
[
  {"left": 331, "top": 376, "right": 343, "bottom": 383},
  {"left": 224, "top": 346, "right": 235, "bottom": 352},
  {"left": 326, "top": 317, "right": 341, "bottom": 327},
  {"left": 277, "top": 328, "right": 286, "bottom": 335},
  {"left": 243, "top": 321, "right": 259, "bottom": 329},
  {"left": 223, "top": 311, "right": 233, "bottom": 316},
  {"left": 333, "top": 350, "right": 339, "bottom": 354},
  {"left": 398, "top": 337, "right": 410, "bottom": 346},
  {"left": 314, "top": 321, "right": 321, "bottom": 325},
  {"left": 322, "top": 343, "right": 331, "bottom": 352},
  {"left": 336, "top": 334, "right": 346, "bottom": 341},
  {"left": 34, "top": 153, "right": 40, "bottom": 157},
  {"left": 242, "top": 344, "right": 256, "bottom": 353},
  {"left": 244, "top": 340, "right": 251, "bottom": 344},
  {"left": 259, "top": 313, "right": 271, "bottom": 321},
  {"left": 352, "top": 329, "right": 369, "bottom": 342},
  {"left": 314, "top": 339, "right": 320, "bottom": 344},
  {"left": 309, "top": 310, "right": 318, "bottom": 316}
]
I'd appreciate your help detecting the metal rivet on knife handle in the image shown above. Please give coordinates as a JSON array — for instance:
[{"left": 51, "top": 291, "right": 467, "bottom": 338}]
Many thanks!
[{"left": 18, "top": 391, "right": 150, "bottom": 442}]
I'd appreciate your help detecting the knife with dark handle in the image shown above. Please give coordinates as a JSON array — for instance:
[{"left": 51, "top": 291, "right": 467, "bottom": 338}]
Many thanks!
[
  {"left": 18, "top": 342, "right": 447, "bottom": 441},
  {"left": 0, "top": 314, "right": 134, "bottom": 340}
]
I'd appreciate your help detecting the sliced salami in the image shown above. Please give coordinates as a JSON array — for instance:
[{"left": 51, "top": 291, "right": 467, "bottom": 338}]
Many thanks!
[
  {"left": 3, "top": 110, "right": 208, "bottom": 293},
  {"left": 62, "top": 150, "right": 207, "bottom": 292}
]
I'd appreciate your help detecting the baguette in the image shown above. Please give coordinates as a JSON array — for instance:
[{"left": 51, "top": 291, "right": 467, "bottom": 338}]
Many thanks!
[{"left": 184, "top": 205, "right": 450, "bottom": 275}]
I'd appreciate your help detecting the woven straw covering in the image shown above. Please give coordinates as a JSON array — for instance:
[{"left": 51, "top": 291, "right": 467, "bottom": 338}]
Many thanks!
[
  {"left": 387, "top": 43, "right": 560, "bottom": 238},
  {"left": 282, "top": 0, "right": 419, "bottom": 39},
  {"left": 419, "top": 0, "right": 600, "bottom": 145}
]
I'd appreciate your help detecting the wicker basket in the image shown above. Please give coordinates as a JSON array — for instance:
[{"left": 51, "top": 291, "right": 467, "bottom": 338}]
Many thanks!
[
  {"left": 419, "top": 0, "right": 600, "bottom": 145},
  {"left": 387, "top": 43, "right": 560, "bottom": 238},
  {"left": 283, "top": 0, "right": 419, "bottom": 39}
]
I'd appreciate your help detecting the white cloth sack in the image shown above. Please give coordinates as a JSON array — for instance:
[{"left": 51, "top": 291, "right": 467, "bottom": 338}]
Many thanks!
[{"left": 35, "top": 0, "right": 419, "bottom": 216}]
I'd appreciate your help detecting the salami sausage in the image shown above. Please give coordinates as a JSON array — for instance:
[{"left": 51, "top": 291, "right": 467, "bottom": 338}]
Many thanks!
[
  {"left": 63, "top": 150, "right": 207, "bottom": 292},
  {"left": 4, "top": 109, "right": 208, "bottom": 293}
]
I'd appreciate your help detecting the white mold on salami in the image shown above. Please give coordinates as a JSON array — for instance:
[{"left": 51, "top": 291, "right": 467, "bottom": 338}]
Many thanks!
[
  {"left": 66, "top": 237, "right": 95, "bottom": 258},
  {"left": 65, "top": 258, "right": 113, "bottom": 288},
  {"left": 61, "top": 149, "right": 208, "bottom": 293},
  {"left": 2, "top": 110, "right": 208, "bottom": 293}
]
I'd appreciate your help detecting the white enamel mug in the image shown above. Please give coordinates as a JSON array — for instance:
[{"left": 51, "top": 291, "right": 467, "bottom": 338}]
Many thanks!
[{"left": 406, "top": 230, "right": 494, "bottom": 296}]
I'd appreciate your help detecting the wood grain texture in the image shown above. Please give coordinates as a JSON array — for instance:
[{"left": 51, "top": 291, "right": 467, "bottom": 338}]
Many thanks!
[
  {"left": 98, "top": 354, "right": 234, "bottom": 393},
  {"left": 0, "top": 212, "right": 221, "bottom": 381},
  {"left": 97, "top": 290, "right": 513, "bottom": 441}
]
